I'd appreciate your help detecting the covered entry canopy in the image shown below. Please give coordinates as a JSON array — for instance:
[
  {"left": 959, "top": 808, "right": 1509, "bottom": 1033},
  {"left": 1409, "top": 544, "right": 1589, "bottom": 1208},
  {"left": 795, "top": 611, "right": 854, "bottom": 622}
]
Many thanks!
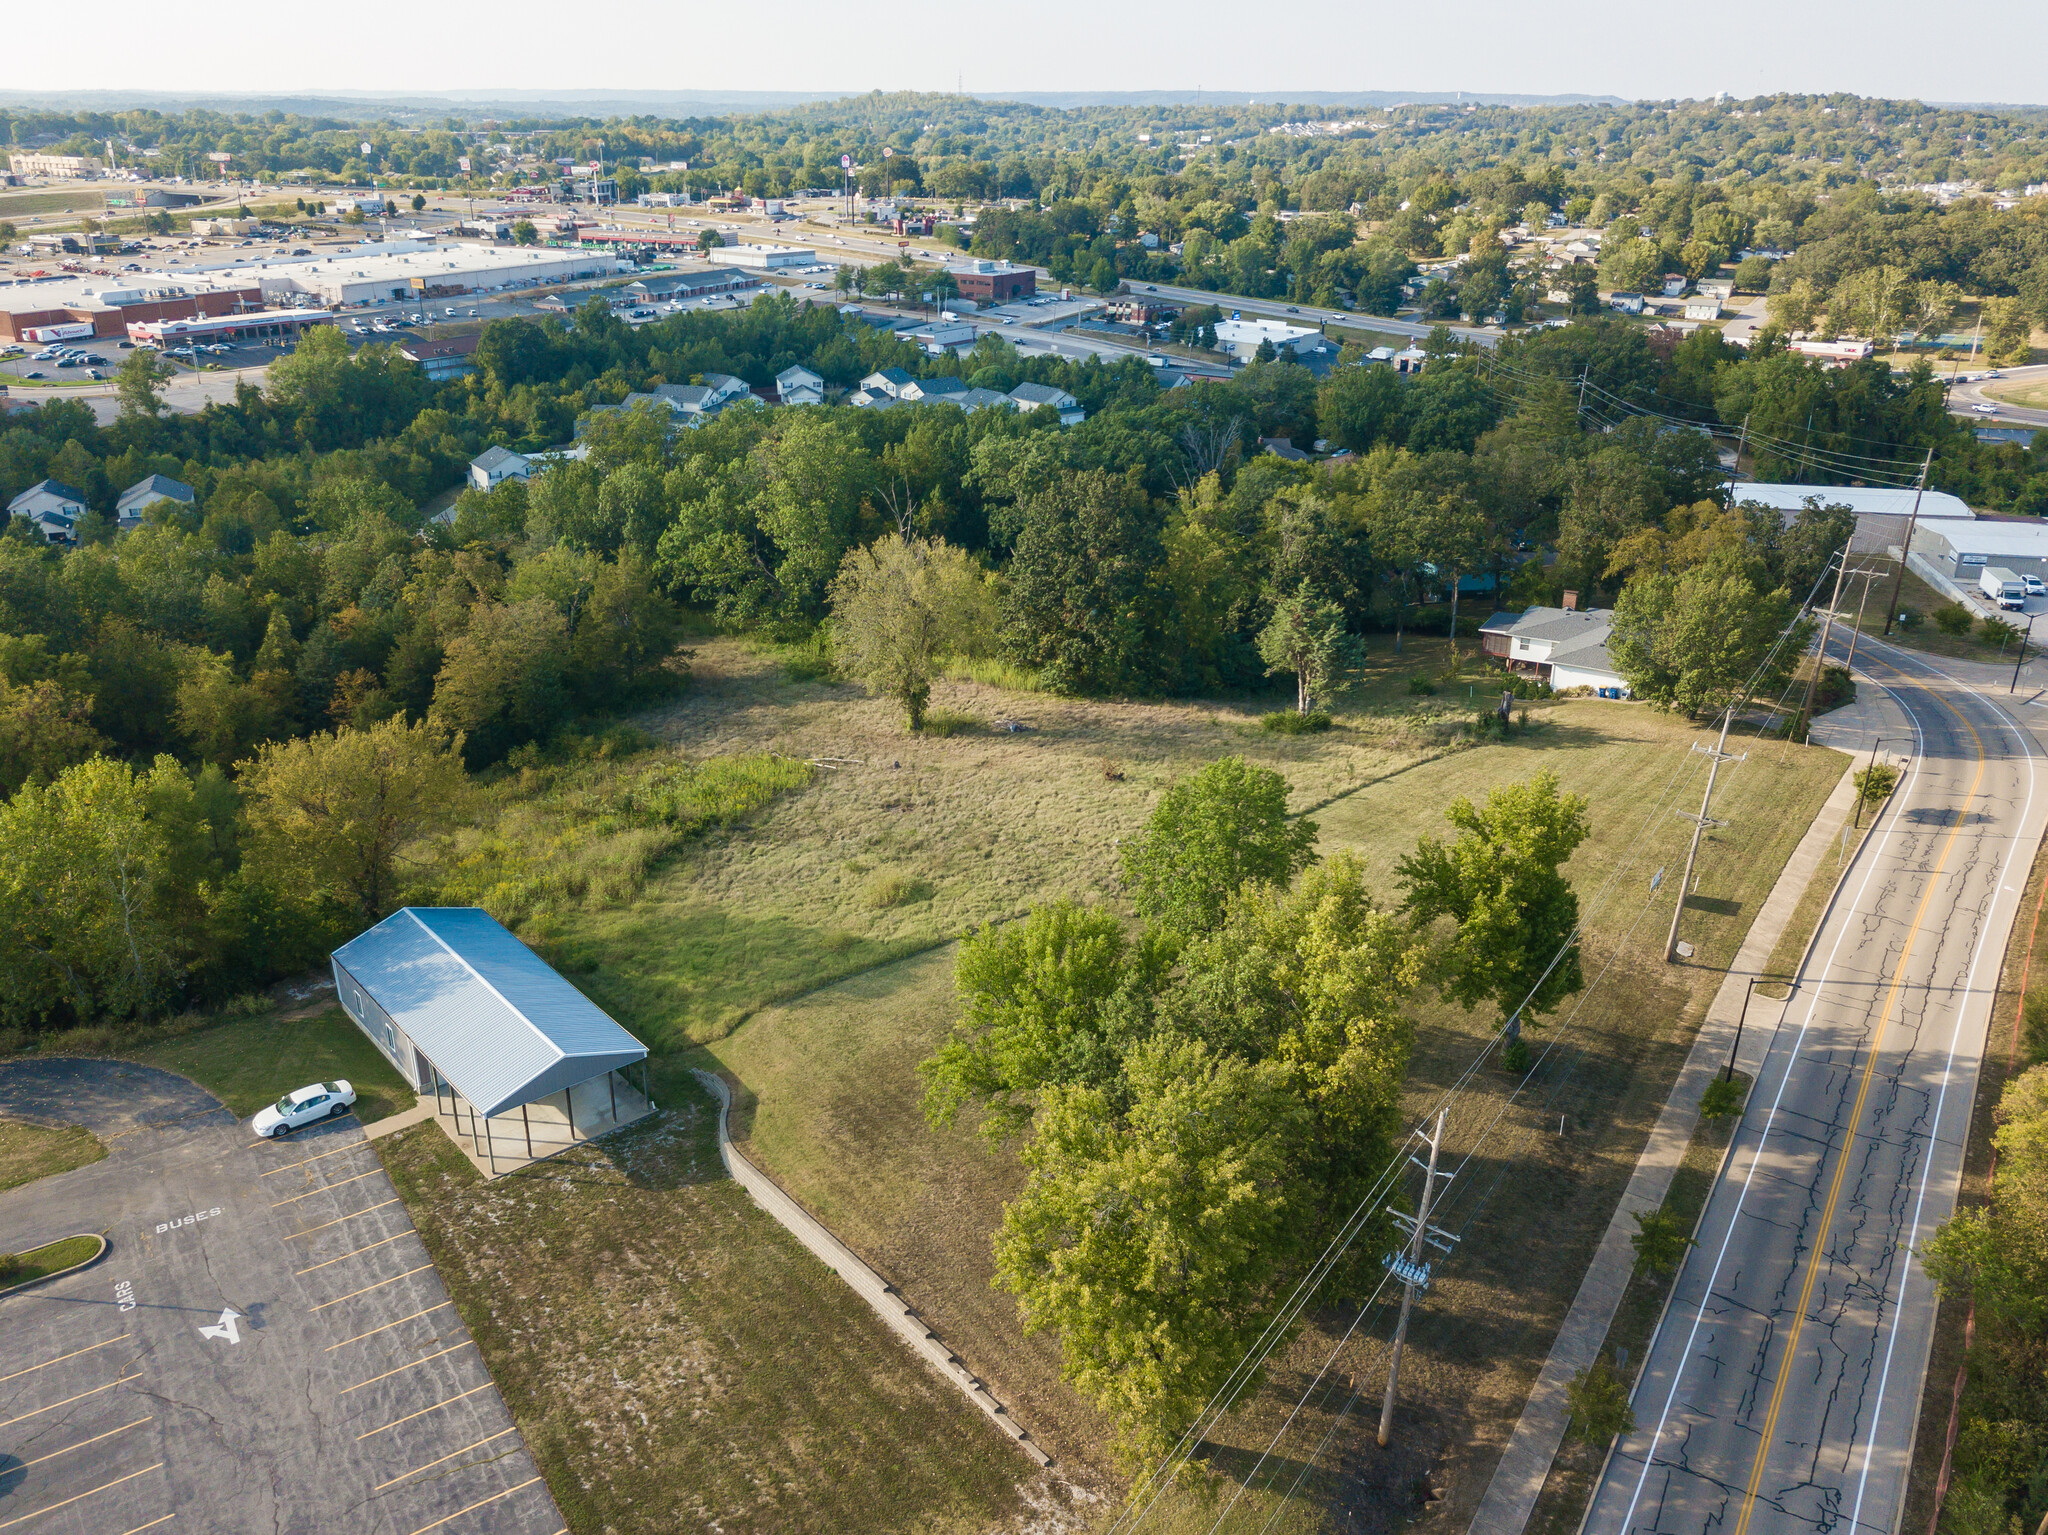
[{"left": 332, "top": 907, "right": 646, "bottom": 1117}]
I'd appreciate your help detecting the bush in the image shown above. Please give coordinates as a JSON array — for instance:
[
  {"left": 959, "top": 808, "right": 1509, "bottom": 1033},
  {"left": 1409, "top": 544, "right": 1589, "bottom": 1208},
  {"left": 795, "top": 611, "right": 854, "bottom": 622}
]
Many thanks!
[
  {"left": 1854, "top": 762, "right": 1900, "bottom": 809},
  {"left": 1566, "top": 1360, "right": 1636, "bottom": 1447},
  {"left": 2022, "top": 991, "right": 2048, "bottom": 1068},
  {"left": 1502, "top": 1036, "right": 1532, "bottom": 1073},
  {"left": 1261, "top": 709, "right": 1333, "bottom": 734},
  {"left": 1699, "top": 1074, "right": 1747, "bottom": 1121},
  {"left": 0, "top": 1252, "right": 20, "bottom": 1282},
  {"left": 1896, "top": 608, "right": 1921, "bottom": 631},
  {"left": 780, "top": 631, "right": 837, "bottom": 683},
  {"left": 1979, "top": 616, "right": 2022, "bottom": 649},
  {"left": 1932, "top": 603, "right": 1975, "bottom": 637},
  {"left": 1631, "top": 1206, "right": 1697, "bottom": 1278},
  {"left": 1406, "top": 676, "right": 1438, "bottom": 696}
]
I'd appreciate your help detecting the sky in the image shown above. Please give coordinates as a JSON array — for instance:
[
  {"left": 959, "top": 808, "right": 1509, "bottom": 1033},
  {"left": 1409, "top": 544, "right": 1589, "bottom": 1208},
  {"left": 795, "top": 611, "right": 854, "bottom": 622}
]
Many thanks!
[{"left": 8, "top": 0, "right": 2046, "bottom": 106}]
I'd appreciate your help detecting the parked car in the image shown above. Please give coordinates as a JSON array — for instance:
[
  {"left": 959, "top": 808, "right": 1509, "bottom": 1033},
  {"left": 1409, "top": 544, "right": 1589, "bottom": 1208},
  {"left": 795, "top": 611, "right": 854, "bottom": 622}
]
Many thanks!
[
  {"left": 2027, "top": 576, "right": 2047, "bottom": 598},
  {"left": 252, "top": 1080, "right": 356, "bottom": 1138}
]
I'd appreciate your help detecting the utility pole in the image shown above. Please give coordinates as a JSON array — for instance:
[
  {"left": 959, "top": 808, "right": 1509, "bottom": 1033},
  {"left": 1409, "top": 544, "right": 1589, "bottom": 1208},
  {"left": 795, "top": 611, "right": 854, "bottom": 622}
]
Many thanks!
[
  {"left": 2013, "top": 612, "right": 2037, "bottom": 694},
  {"left": 1882, "top": 449, "right": 1935, "bottom": 637},
  {"left": 1665, "top": 707, "right": 1744, "bottom": 964},
  {"left": 1379, "top": 1111, "right": 1456, "bottom": 1447},
  {"left": 1797, "top": 552, "right": 1852, "bottom": 743},
  {"left": 1841, "top": 568, "right": 1877, "bottom": 676}
]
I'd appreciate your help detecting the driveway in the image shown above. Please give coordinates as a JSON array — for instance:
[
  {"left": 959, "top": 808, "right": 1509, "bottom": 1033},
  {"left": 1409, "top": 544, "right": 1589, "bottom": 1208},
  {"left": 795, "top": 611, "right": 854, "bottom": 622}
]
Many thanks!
[{"left": 0, "top": 1058, "right": 563, "bottom": 1535}]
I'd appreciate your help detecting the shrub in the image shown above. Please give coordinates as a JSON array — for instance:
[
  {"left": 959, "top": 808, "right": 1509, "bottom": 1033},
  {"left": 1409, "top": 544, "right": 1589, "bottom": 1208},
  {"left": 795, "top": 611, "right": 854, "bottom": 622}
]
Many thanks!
[
  {"left": 1853, "top": 762, "right": 1900, "bottom": 809},
  {"left": 1566, "top": 1360, "right": 1636, "bottom": 1447},
  {"left": 1932, "top": 603, "right": 1975, "bottom": 637},
  {"left": 0, "top": 1252, "right": 20, "bottom": 1282},
  {"left": 1630, "top": 1206, "right": 1697, "bottom": 1278},
  {"left": 1406, "top": 676, "right": 1438, "bottom": 696},
  {"left": 1261, "top": 709, "right": 1333, "bottom": 734},
  {"left": 1895, "top": 608, "right": 1920, "bottom": 630},
  {"left": 2022, "top": 991, "right": 2048, "bottom": 1068},
  {"left": 781, "top": 631, "right": 837, "bottom": 683},
  {"left": 1502, "top": 1036, "right": 1532, "bottom": 1073},
  {"left": 1700, "top": 1074, "right": 1747, "bottom": 1121},
  {"left": 1979, "top": 616, "right": 2022, "bottom": 649},
  {"left": 919, "top": 708, "right": 980, "bottom": 737}
]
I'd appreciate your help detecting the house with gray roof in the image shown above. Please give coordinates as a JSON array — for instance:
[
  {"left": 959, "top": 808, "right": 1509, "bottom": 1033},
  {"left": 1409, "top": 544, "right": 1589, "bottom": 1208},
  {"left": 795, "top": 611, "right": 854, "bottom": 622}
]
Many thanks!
[
  {"left": 468, "top": 445, "right": 532, "bottom": 492},
  {"left": 116, "top": 474, "right": 194, "bottom": 530},
  {"left": 1008, "top": 381, "right": 1085, "bottom": 425},
  {"left": 1479, "top": 604, "right": 1631, "bottom": 695},
  {"left": 776, "top": 364, "right": 825, "bottom": 405},
  {"left": 899, "top": 375, "right": 968, "bottom": 404},
  {"left": 7, "top": 478, "right": 86, "bottom": 544}
]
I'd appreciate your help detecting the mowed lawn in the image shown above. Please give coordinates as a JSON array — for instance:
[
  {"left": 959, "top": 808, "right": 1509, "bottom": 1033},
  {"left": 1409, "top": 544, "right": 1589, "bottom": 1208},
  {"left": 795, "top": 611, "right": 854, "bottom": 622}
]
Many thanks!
[
  {"left": 704, "top": 698, "right": 1849, "bottom": 1525},
  {"left": 128, "top": 1004, "right": 416, "bottom": 1125},
  {"left": 0, "top": 1118, "right": 107, "bottom": 1193}
]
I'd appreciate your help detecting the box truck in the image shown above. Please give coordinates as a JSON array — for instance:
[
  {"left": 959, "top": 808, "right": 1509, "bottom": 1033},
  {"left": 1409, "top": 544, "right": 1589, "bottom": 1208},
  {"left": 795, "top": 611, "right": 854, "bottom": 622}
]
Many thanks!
[{"left": 1980, "top": 566, "right": 2027, "bottom": 610}]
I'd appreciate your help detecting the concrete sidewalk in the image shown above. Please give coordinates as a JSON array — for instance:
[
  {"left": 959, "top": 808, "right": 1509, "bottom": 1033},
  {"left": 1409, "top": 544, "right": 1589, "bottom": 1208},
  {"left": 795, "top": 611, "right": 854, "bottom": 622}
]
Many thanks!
[{"left": 1467, "top": 746, "right": 1877, "bottom": 1535}]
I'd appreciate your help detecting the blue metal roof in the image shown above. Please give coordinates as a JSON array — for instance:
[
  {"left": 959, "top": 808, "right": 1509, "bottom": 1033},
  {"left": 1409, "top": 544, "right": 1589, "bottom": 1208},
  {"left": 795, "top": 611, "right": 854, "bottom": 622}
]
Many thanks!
[{"left": 332, "top": 908, "right": 646, "bottom": 1117}]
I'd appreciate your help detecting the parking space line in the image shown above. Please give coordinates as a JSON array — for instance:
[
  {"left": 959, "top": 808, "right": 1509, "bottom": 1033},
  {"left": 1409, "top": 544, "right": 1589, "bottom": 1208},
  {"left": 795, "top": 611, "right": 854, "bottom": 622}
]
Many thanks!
[
  {"left": 295, "top": 1230, "right": 415, "bottom": 1275},
  {"left": 270, "top": 1167, "right": 381, "bottom": 1205},
  {"left": 340, "top": 1341, "right": 474, "bottom": 1394},
  {"left": 259, "top": 1141, "right": 373, "bottom": 1176},
  {"left": 0, "top": 1333, "right": 129, "bottom": 1384},
  {"left": 0, "top": 1462, "right": 164, "bottom": 1531},
  {"left": 356, "top": 1382, "right": 492, "bottom": 1440},
  {"left": 286, "top": 1198, "right": 401, "bottom": 1239},
  {"left": 400, "top": 1475, "right": 541, "bottom": 1535},
  {"left": 373, "top": 1427, "right": 517, "bottom": 1488},
  {"left": 327, "top": 1301, "right": 454, "bottom": 1350},
  {"left": 0, "top": 1374, "right": 141, "bottom": 1429},
  {"left": 309, "top": 1263, "right": 434, "bottom": 1310},
  {"left": 17, "top": 1417, "right": 152, "bottom": 1470},
  {"left": 114, "top": 1519, "right": 174, "bottom": 1535}
]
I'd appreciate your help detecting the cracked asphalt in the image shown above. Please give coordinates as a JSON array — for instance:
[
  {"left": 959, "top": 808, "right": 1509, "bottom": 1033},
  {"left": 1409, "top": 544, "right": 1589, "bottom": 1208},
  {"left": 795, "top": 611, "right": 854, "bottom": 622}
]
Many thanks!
[
  {"left": 0, "top": 1059, "right": 564, "bottom": 1535},
  {"left": 1584, "top": 638, "right": 2048, "bottom": 1535}
]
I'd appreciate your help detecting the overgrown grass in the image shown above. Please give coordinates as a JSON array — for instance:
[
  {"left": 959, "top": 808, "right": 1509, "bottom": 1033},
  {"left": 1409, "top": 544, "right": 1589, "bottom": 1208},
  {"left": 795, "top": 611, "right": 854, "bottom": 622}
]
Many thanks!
[
  {"left": 127, "top": 1004, "right": 415, "bottom": 1124},
  {"left": 0, "top": 1119, "right": 107, "bottom": 1192}
]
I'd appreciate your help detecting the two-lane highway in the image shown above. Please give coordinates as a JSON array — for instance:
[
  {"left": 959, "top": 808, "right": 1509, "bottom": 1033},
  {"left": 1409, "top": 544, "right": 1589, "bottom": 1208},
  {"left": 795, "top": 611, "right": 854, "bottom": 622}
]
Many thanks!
[{"left": 1583, "top": 637, "right": 2046, "bottom": 1535}]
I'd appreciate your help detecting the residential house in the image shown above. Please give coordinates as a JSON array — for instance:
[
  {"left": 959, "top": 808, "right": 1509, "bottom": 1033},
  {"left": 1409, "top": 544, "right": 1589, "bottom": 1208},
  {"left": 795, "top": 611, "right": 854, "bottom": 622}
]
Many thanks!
[
  {"left": 1660, "top": 274, "right": 1688, "bottom": 297},
  {"left": 775, "top": 365, "right": 826, "bottom": 406},
  {"left": 397, "top": 333, "right": 479, "bottom": 382},
  {"left": 116, "top": 474, "right": 193, "bottom": 529},
  {"left": 859, "top": 367, "right": 917, "bottom": 399},
  {"left": 1609, "top": 292, "right": 1645, "bottom": 315},
  {"left": 6, "top": 478, "right": 85, "bottom": 544},
  {"left": 469, "top": 446, "right": 533, "bottom": 492},
  {"left": 950, "top": 387, "right": 1017, "bottom": 414},
  {"left": 1682, "top": 295, "right": 1723, "bottom": 322},
  {"left": 1478, "top": 603, "right": 1630, "bottom": 695},
  {"left": 1007, "top": 381, "right": 1085, "bottom": 424},
  {"left": 1694, "top": 278, "right": 1734, "bottom": 302},
  {"left": 898, "top": 375, "right": 968, "bottom": 404}
]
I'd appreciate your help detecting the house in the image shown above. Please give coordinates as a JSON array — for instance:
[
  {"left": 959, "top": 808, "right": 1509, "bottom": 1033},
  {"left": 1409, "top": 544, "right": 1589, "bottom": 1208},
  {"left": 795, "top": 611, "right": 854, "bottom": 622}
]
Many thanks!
[
  {"left": 1261, "top": 437, "right": 1312, "bottom": 462},
  {"left": 398, "top": 333, "right": 480, "bottom": 382},
  {"left": 1682, "top": 296, "right": 1723, "bottom": 321},
  {"left": 6, "top": 478, "right": 86, "bottom": 544},
  {"left": 1609, "top": 292, "right": 1645, "bottom": 315},
  {"left": 859, "top": 367, "right": 917, "bottom": 399},
  {"left": 899, "top": 375, "right": 968, "bottom": 404},
  {"left": 1661, "top": 275, "right": 1688, "bottom": 297},
  {"left": 116, "top": 474, "right": 193, "bottom": 529},
  {"left": 775, "top": 365, "right": 825, "bottom": 406},
  {"left": 1479, "top": 602, "right": 1630, "bottom": 695},
  {"left": 848, "top": 387, "right": 897, "bottom": 410},
  {"left": 1007, "top": 381, "right": 1085, "bottom": 424},
  {"left": 951, "top": 387, "right": 1018, "bottom": 414},
  {"left": 331, "top": 907, "right": 652, "bottom": 1177},
  {"left": 1694, "top": 278, "right": 1734, "bottom": 301},
  {"left": 469, "top": 446, "right": 533, "bottom": 492}
]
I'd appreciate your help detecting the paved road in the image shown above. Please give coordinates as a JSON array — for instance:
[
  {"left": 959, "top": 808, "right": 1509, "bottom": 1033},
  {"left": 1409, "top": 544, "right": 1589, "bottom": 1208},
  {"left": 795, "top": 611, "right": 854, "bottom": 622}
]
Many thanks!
[
  {"left": 0, "top": 1058, "right": 562, "bottom": 1535},
  {"left": 1581, "top": 635, "right": 2047, "bottom": 1535},
  {"left": 1947, "top": 362, "right": 2048, "bottom": 428},
  {"left": 1119, "top": 277, "right": 1496, "bottom": 347}
]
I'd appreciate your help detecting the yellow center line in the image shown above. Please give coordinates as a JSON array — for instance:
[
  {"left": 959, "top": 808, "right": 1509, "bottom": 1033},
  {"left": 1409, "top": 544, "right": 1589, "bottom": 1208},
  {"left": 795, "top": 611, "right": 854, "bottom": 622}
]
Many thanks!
[
  {"left": 16, "top": 1416, "right": 152, "bottom": 1470},
  {"left": 270, "top": 1166, "right": 382, "bottom": 1205},
  {"left": 114, "top": 1519, "right": 174, "bottom": 1535},
  {"left": 356, "top": 1382, "right": 492, "bottom": 1440},
  {"left": 259, "top": 1140, "right": 372, "bottom": 1176},
  {"left": 1732, "top": 674, "right": 1987, "bottom": 1535},
  {"left": 309, "top": 1262, "right": 435, "bottom": 1310},
  {"left": 327, "top": 1300, "right": 454, "bottom": 1350},
  {"left": 0, "top": 1462, "right": 164, "bottom": 1531},
  {"left": 285, "top": 1198, "right": 401, "bottom": 1239},
  {"left": 373, "top": 1426, "right": 518, "bottom": 1489},
  {"left": 0, "top": 1373, "right": 141, "bottom": 1429},
  {"left": 400, "top": 1476, "right": 542, "bottom": 1535},
  {"left": 0, "top": 1332, "right": 130, "bottom": 1384},
  {"left": 295, "top": 1229, "right": 415, "bottom": 1275},
  {"left": 340, "top": 1341, "right": 474, "bottom": 1394}
]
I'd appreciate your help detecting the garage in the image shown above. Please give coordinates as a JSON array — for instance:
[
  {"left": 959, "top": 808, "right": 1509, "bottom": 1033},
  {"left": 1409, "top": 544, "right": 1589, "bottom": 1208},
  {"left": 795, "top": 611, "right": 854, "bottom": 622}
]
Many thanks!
[{"left": 332, "top": 908, "right": 652, "bottom": 1177}]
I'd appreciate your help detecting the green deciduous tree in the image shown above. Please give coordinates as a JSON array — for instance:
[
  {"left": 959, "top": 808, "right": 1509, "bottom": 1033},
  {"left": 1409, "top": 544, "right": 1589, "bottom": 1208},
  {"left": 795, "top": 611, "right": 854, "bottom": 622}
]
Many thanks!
[
  {"left": 114, "top": 348, "right": 177, "bottom": 419},
  {"left": 1630, "top": 1205, "right": 1697, "bottom": 1277},
  {"left": 1608, "top": 550, "right": 1804, "bottom": 717},
  {"left": 1120, "top": 757, "right": 1319, "bottom": 935},
  {"left": 1566, "top": 1359, "right": 1636, "bottom": 1448},
  {"left": 1257, "top": 589, "right": 1363, "bottom": 713},
  {"left": 827, "top": 533, "right": 993, "bottom": 730}
]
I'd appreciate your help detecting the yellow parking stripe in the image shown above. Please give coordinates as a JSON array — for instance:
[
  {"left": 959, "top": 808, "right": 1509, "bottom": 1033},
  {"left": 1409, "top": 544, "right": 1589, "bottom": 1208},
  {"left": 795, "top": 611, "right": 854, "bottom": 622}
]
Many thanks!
[
  {"left": 327, "top": 1301, "right": 453, "bottom": 1350},
  {"left": 259, "top": 1140, "right": 371, "bottom": 1176},
  {"left": 356, "top": 1382, "right": 492, "bottom": 1440},
  {"left": 295, "top": 1230, "right": 415, "bottom": 1275},
  {"left": 17, "top": 1417, "right": 151, "bottom": 1470},
  {"left": 340, "top": 1341, "right": 474, "bottom": 1394},
  {"left": 0, "top": 1333, "right": 129, "bottom": 1384},
  {"left": 114, "top": 1519, "right": 174, "bottom": 1535},
  {"left": 309, "top": 1263, "right": 434, "bottom": 1310},
  {"left": 0, "top": 1374, "right": 140, "bottom": 1429},
  {"left": 401, "top": 1476, "right": 541, "bottom": 1535},
  {"left": 286, "top": 1198, "right": 401, "bottom": 1240},
  {"left": 270, "top": 1166, "right": 381, "bottom": 1206},
  {"left": 0, "top": 1462, "right": 164, "bottom": 1531},
  {"left": 373, "top": 1427, "right": 518, "bottom": 1489}
]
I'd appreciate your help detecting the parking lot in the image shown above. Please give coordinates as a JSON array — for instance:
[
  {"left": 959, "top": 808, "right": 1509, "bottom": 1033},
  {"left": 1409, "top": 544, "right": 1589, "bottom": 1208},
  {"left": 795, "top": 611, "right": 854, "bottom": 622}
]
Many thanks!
[{"left": 0, "top": 1059, "right": 563, "bottom": 1535}]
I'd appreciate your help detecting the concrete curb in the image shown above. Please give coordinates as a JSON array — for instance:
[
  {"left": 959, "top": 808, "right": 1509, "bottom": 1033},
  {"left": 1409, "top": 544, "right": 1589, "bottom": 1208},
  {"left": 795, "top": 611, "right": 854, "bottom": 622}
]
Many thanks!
[
  {"left": 691, "top": 1069, "right": 1053, "bottom": 1468},
  {"left": 0, "top": 1231, "right": 108, "bottom": 1299}
]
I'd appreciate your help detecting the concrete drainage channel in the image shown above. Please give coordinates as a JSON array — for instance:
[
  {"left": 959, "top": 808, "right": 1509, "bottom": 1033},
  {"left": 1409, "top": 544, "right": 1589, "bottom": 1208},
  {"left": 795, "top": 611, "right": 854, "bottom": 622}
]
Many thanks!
[{"left": 693, "top": 1068, "right": 1053, "bottom": 1468}]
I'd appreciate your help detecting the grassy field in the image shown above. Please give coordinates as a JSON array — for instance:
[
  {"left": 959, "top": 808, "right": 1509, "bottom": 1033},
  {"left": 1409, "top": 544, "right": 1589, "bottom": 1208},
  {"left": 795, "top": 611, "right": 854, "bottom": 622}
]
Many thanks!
[
  {"left": 0, "top": 189, "right": 108, "bottom": 218},
  {"left": 375, "top": 1069, "right": 1113, "bottom": 1535},
  {"left": 0, "top": 1233, "right": 103, "bottom": 1288},
  {"left": 1985, "top": 378, "right": 2048, "bottom": 410},
  {"left": 1834, "top": 556, "right": 2025, "bottom": 663},
  {"left": 1523, "top": 1077, "right": 1750, "bottom": 1535},
  {"left": 692, "top": 674, "right": 1848, "bottom": 1524},
  {"left": 127, "top": 1004, "right": 415, "bottom": 1124},
  {"left": 0, "top": 1119, "right": 107, "bottom": 1192}
]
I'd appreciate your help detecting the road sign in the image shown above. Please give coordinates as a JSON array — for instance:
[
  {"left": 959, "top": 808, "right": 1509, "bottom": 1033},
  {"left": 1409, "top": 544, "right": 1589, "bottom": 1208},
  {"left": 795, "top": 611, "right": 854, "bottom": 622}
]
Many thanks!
[
  {"left": 883, "top": 147, "right": 893, "bottom": 158},
  {"left": 458, "top": 156, "right": 471, "bottom": 173},
  {"left": 361, "top": 141, "right": 373, "bottom": 156},
  {"left": 206, "top": 152, "right": 231, "bottom": 164}
]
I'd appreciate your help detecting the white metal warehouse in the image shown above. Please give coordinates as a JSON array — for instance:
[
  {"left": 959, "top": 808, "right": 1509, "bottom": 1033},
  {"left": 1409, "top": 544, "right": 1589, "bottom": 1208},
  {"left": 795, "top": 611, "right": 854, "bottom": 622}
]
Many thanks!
[{"left": 332, "top": 907, "right": 652, "bottom": 1175}]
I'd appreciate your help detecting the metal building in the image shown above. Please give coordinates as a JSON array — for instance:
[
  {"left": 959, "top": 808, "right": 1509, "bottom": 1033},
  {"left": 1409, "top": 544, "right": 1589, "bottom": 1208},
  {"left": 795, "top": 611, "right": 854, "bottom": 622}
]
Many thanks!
[{"left": 332, "top": 907, "right": 652, "bottom": 1175}]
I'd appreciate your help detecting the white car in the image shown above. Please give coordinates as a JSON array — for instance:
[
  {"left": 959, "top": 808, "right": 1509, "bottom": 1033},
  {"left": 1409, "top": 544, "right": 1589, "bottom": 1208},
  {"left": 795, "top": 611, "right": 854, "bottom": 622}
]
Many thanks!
[
  {"left": 252, "top": 1080, "right": 356, "bottom": 1138},
  {"left": 1974, "top": 402, "right": 2000, "bottom": 414},
  {"left": 2028, "top": 576, "right": 2047, "bottom": 598}
]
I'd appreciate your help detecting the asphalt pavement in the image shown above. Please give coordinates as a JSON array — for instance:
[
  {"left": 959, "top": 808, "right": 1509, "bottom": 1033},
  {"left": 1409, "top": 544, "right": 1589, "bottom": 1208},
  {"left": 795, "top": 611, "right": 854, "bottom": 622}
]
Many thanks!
[
  {"left": 1581, "top": 633, "right": 2048, "bottom": 1535},
  {"left": 0, "top": 1058, "right": 563, "bottom": 1535},
  {"left": 1946, "top": 362, "right": 2048, "bottom": 428}
]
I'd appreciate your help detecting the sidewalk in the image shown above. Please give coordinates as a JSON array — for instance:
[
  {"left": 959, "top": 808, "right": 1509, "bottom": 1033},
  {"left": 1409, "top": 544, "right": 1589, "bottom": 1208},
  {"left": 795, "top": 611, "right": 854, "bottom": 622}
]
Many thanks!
[{"left": 1467, "top": 747, "right": 1875, "bottom": 1535}]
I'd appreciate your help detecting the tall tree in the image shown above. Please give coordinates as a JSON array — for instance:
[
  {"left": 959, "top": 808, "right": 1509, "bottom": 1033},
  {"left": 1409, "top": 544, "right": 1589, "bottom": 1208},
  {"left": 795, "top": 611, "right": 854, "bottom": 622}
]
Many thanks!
[
  {"left": 1119, "top": 757, "right": 1318, "bottom": 936},
  {"left": 828, "top": 534, "right": 993, "bottom": 730}
]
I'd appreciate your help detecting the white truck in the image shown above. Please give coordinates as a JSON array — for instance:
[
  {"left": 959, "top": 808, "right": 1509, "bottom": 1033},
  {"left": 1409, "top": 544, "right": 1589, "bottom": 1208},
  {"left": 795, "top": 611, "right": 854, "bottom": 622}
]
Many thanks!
[{"left": 1980, "top": 566, "right": 2027, "bottom": 610}]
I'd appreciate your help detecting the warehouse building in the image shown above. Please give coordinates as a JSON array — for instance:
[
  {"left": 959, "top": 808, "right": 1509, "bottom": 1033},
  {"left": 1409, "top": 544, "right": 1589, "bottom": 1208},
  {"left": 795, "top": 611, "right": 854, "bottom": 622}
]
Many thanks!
[
  {"left": 721, "top": 243, "right": 817, "bottom": 270},
  {"left": 332, "top": 907, "right": 653, "bottom": 1177},
  {"left": 254, "top": 242, "right": 627, "bottom": 306},
  {"left": 1728, "top": 481, "right": 1975, "bottom": 553},
  {"left": 1913, "top": 520, "right": 2048, "bottom": 582}
]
